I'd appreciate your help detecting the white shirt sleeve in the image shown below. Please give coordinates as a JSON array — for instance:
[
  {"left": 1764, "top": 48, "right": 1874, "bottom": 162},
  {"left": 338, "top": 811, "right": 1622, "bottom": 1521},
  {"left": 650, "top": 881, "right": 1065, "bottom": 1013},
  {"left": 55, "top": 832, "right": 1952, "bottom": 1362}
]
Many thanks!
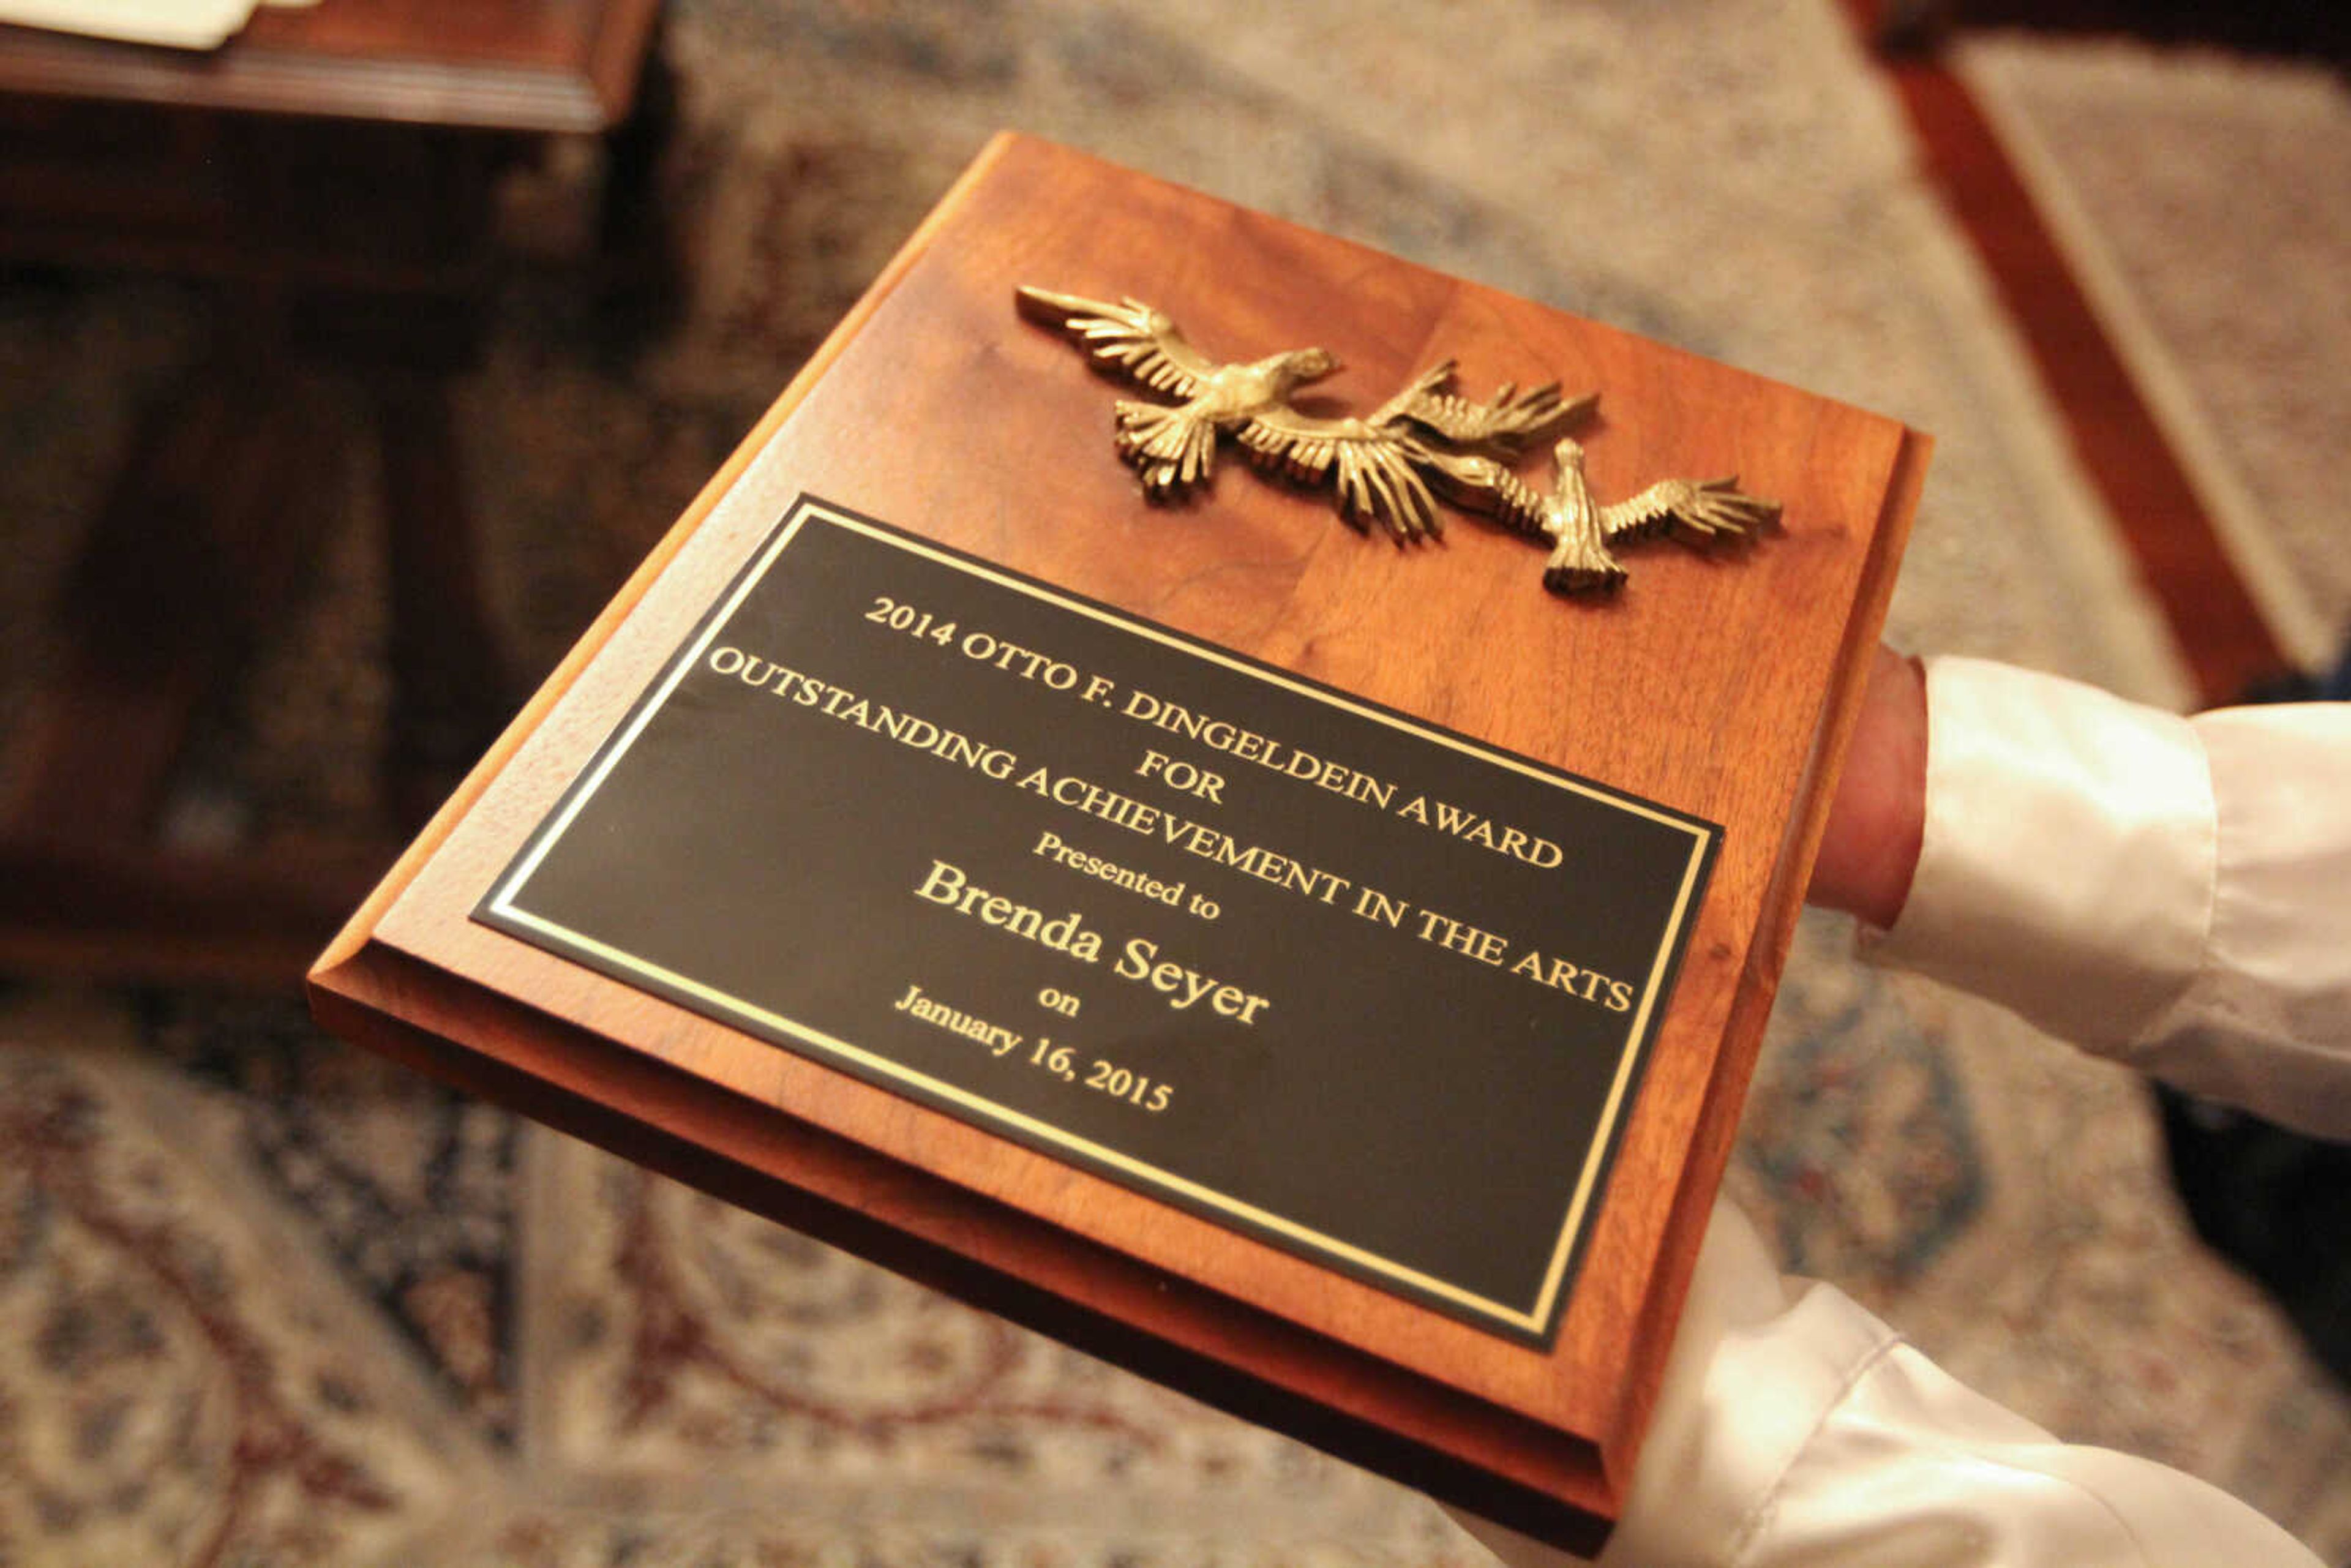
[
  {"left": 1449, "top": 1204, "right": 2323, "bottom": 1568},
  {"left": 1449, "top": 656, "right": 2348, "bottom": 1568},
  {"left": 1870, "top": 655, "right": 2351, "bottom": 1137}
]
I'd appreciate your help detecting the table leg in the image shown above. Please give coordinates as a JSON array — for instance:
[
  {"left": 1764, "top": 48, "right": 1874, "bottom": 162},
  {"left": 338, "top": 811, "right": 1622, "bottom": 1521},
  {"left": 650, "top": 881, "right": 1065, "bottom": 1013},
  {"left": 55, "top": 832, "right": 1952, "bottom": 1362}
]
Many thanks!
[{"left": 373, "top": 370, "right": 514, "bottom": 828}]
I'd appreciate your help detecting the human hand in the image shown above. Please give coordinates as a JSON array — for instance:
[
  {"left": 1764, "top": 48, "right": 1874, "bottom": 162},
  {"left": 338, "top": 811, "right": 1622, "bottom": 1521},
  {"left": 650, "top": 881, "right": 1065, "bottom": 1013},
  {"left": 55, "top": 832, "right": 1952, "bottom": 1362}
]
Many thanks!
[{"left": 1806, "top": 643, "right": 1927, "bottom": 929}]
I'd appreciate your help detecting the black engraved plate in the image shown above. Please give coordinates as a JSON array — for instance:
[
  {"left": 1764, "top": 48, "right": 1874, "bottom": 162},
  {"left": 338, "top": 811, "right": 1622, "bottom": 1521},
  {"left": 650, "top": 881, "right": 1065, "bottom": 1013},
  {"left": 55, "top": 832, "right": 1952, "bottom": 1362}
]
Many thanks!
[{"left": 479, "top": 495, "right": 1719, "bottom": 1344}]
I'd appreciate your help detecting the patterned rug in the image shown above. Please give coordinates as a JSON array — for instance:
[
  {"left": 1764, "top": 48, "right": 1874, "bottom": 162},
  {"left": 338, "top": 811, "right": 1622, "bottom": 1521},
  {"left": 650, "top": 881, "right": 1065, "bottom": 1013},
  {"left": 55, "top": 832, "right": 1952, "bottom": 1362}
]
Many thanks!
[
  {"left": 2, "top": 2, "right": 2346, "bottom": 1562},
  {"left": 1961, "top": 34, "right": 2351, "bottom": 675}
]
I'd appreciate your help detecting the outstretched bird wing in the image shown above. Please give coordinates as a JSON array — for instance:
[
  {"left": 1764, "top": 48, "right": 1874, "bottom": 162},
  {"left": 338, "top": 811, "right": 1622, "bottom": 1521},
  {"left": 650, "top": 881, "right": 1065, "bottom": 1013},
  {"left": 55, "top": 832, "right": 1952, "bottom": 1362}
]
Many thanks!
[
  {"left": 1373, "top": 362, "right": 1593, "bottom": 449},
  {"left": 1016, "top": 287, "right": 1226, "bottom": 400},
  {"left": 1235, "top": 405, "right": 1443, "bottom": 541},
  {"left": 1599, "top": 476, "right": 1780, "bottom": 545}
]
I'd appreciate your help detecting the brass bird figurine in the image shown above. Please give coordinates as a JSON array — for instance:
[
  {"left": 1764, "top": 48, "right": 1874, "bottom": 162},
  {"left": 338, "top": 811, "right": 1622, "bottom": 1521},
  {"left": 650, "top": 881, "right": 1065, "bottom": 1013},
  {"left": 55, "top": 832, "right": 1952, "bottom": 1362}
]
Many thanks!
[
  {"left": 1019, "top": 285, "right": 1776, "bottom": 593},
  {"left": 1017, "top": 285, "right": 1581, "bottom": 541},
  {"left": 1429, "top": 437, "right": 1780, "bottom": 593}
]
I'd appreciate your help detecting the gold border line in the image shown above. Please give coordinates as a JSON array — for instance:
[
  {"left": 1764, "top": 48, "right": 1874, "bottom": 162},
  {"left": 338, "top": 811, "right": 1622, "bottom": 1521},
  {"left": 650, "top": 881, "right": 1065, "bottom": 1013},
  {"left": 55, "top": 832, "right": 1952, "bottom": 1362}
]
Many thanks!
[
  {"left": 486, "top": 496, "right": 1714, "bottom": 1334},
  {"left": 1524, "top": 827, "right": 1710, "bottom": 1326},
  {"left": 492, "top": 506, "right": 820, "bottom": 899}
]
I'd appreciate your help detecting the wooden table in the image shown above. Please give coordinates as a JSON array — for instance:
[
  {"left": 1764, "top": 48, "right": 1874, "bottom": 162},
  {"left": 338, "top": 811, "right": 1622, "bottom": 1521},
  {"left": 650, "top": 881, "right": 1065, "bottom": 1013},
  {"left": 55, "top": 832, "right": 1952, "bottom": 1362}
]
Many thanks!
[{"left": 0, "top": 0, "right": 666, "bottom": 986}]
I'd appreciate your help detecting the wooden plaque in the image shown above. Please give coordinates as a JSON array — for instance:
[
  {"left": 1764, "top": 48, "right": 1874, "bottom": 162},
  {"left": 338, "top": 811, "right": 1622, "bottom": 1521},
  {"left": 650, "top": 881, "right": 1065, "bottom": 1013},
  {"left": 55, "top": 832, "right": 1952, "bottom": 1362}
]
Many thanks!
[{"left": 310, "top": 132, "right": 1924, "bottom": 1552}]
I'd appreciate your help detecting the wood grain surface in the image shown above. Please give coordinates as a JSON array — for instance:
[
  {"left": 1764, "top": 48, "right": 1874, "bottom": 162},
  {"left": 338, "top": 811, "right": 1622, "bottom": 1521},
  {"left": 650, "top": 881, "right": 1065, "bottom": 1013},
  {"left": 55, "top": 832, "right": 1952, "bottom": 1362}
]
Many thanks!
[{"left": 312, "top": 133, "right": 1922, "bottom": 1550}]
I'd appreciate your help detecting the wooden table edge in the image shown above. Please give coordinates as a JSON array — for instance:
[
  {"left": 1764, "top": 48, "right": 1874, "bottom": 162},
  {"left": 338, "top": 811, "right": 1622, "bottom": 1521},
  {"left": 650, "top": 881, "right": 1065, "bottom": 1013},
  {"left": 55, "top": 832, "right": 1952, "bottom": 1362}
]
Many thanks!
[{"left": 0, "top": 0, "right": 664, "bottom": 133}]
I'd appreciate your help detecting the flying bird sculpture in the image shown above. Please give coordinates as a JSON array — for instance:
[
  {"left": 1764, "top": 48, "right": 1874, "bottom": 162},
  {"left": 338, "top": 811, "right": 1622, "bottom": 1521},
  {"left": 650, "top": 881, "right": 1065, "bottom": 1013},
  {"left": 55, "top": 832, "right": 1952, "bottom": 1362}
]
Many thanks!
[
  {"left": 1427, "top": 438, "right": 1781, "bottom": 594},
  {"left": 1017, "top": 285, "right": 1777, "bottom": 593},
  {"left": 1016, "top": 286, "right": 1580, "bottom": 542}
]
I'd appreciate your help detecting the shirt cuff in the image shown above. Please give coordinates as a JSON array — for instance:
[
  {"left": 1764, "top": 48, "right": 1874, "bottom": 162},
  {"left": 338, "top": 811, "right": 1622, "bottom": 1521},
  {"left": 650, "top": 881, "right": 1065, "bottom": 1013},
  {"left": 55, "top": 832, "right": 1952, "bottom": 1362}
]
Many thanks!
[{"left": 1865, "top": 656, "right": 2215, "bottom": 1057}]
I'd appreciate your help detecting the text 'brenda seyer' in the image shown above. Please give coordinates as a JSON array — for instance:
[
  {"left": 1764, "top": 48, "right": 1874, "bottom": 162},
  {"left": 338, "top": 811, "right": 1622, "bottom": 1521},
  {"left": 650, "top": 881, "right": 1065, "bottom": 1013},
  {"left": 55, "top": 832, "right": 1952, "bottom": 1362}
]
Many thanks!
[{"left": 913, "top": 859, "right": 1272, "bottom": 1024}]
